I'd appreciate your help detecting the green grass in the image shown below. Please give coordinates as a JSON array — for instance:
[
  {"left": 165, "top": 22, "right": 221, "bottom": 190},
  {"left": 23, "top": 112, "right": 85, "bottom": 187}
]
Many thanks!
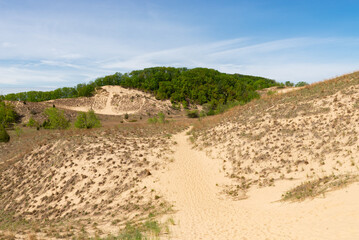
[
  {"left": 94, "top": 219, "right": 169, "bottom": 240},
  {"left": 0, "top": 211, "right": 31, "bottom": 232}
]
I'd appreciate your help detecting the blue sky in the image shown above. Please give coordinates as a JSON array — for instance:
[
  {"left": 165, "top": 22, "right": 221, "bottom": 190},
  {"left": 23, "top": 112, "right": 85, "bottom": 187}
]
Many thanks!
[{"left": 1, "top": 0, "right": 359, "bottom": 94}]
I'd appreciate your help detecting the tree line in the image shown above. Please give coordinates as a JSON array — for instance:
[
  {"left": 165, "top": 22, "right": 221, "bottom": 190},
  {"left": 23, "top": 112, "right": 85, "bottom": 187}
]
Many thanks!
[{"left": 1, "top": 67, "right": 304, "bottom": 109}]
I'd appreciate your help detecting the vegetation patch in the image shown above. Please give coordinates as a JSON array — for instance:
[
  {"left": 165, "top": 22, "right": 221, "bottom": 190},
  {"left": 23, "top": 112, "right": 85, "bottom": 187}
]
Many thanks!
[
  {"left": 148, "top": 112, "right": 167, "bottom": 124},
  {"left": 0, "top": 67, "right": 279, "bottom": 112},
  {"left": 282, "top": 174, "right": 358, "bottom": 201},
  {"left": 26, "top": 116, "right": 40, "bottom": 128},
  {"left": 0, "top": 101, "right": 18, "bottom": 127},
  {"left": 42, "top": 107, "right": 70, "bottom": 129},
  {"left": 115, "top": 220, "right": 163, "bottom": 240},
  {"left": 0, "top": 125, "right": 10, "bottom": 143},
  {"left": 74, "top": 110, "right": 101, "bottom": 129}
]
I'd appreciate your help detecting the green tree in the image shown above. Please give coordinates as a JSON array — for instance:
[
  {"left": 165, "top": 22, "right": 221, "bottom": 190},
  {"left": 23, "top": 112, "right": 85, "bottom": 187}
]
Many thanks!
[
  {"left": 2, "top": 67, "right": 279, "bottom": 115},
  {"left": 43, "top": 107, "right": 70, "bottom": 129},
  {"left": 285, "top": 81, "right": 294, "bottom": 87}
]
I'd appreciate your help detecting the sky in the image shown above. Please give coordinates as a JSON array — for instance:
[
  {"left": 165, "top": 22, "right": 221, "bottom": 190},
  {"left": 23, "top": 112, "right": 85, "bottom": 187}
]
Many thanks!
[{"left": 1, "top": 0, "right": 359, "bottom": 94}]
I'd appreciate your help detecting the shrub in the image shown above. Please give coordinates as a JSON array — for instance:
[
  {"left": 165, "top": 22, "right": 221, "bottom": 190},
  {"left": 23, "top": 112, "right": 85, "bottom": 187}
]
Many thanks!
[
  {"left": 285, "top": 81, "right": 294, "bottom": 87},
  {"left": 74, "top": 112, "right": 87, "bottom": 129},
  {"left": 124, "top": 113, "right": 129, "bottom": 119},
  {"left": 43, "top": 107, "right": 70, "bottom": 129},
  {"left": 148, "top": 117, "right": 158, "bottom": 124},
  {"left": 74, "top": 110, "right": 101, "bottom": 129},
  {"left": 157, "top": 112, "right": 165, "bottom": 123},
  {"left": 295, "top": 81, "right": 309, "bottom": 87},
  {"left": 187, "top": 110, "right": 199, "bottom": 118},
  {"left": 27, "top": 116, "right": 39, "bottom": 128},
  {"left": 0, "top": 124, "right": 10, "bottom": 142},
  {"left": 148, "top": 112, "right": 167, "bottom": 124},
  {"left": 86, "top": 110, "right": 101, "bottom": 128},
  {"left": 0, "top": 101, "right": 18, "bottom": 127},
  {"left": 267, "top": 90, "right": 276, "bottom": 96}
]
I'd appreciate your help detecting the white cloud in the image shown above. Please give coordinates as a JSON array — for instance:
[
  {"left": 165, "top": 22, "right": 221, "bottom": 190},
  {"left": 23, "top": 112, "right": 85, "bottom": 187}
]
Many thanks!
[
  {"left": 0, "top": 67, "right": 69, "bottom": 85},
  {"left": 39, "top": 60, "right": 83, "bottom": 69},
  {"left": 101, "top": 37, "right": 359, "bottom": 83},
  {"left": 1, "top": 35, "right": 359, "bottom": 94}
]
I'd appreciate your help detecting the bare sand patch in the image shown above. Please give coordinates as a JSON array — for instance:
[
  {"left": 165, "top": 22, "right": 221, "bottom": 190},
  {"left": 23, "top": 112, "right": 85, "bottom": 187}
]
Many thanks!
[{"left": 50, "top": 85, "right": 174, "bottom": 116}]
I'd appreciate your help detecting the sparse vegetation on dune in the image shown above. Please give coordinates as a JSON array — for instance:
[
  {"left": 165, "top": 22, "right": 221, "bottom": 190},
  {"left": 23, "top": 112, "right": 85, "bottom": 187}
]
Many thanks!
[
  {"left": 0, "top": 119, "right": 189, "bottom": 238},
  {"left": 1, "top": 70, "right": 358, "bottom": 239},
  {"left": 191, "top": 71, "right": 359, "bottom": 197},
  {"left": 75, "top": 110, "right": 101, "bottom": 129}
]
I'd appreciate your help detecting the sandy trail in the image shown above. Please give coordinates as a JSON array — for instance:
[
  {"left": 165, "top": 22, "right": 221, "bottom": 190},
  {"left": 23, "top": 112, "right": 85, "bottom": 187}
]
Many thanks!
[{"left": 149, "top": 128, "right": 359, "bottom": 240}]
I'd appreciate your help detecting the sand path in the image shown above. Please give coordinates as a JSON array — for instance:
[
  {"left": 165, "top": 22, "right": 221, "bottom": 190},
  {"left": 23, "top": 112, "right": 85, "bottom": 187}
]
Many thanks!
[{"left": 149, "top": 128, "right": 359, "bottom": 240}]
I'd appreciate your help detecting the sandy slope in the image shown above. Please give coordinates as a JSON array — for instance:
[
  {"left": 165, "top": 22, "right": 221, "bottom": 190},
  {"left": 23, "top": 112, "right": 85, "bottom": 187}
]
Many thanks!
[
  {"left": 51, "top": 85, "right": 174, "bottom": 116},
  {"left": 148, "top": 129, "right": 359, "bottom": 240}
]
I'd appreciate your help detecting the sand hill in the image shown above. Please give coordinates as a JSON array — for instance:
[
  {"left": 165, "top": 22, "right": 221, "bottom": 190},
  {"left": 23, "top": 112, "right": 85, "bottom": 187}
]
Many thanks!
[
  {"left": 49, "top": 85, "right": 175, "bottom": 116},
  {"left": 1, "top": 73, "right": 359, "bottom": 239}
]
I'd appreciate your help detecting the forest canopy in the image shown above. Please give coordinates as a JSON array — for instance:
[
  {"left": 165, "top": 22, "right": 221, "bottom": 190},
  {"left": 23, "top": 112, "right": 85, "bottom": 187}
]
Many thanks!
[{"left": 0, "top": 67, "right": 280, "bottom": 108}]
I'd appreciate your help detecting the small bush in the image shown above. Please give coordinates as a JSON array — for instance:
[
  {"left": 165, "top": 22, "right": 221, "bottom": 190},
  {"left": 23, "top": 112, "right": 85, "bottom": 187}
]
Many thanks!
[
  {"left": 267, "top": 90, "right": 276, "bottom": 96},
  {"left": 0, "top": 124, "right": 10, "bottom": 142},
  {"left": 43, "top": 107, "right": 70, "bottom": 129},
  {"left": 157, "top": 112, "right": 165, "bottom": 123},
  {"left": 14, "top": 126, "right": 23, "bottom": 137},
  {"left": 285, "top": 81, "right": 294, "bottom": 87},
  {"left": 27, "top": 116, "right": 39, "bottom": 128},
  {"left": 86, "top": 110, "right": 101, "bottom": 128},
  {"left": 295, "top": 81, "right": 309, "bottom": 87},
  {"left": 0, "top": 101, "right": 18, "bottom": 127},
  {"left": 148, "top": 112, "right": 167, "bottom": 124},
  {"left": 148, "top": 117, "right": 158, "bottom": 124},
  {"left": 187, "top": 110, "right": 199, "bottom": 118},
  {"left": 124, "top": 113, "right": 129, "bottom": 119},
  {"left": 74, "top": 110, "right": 101, "bottom": 129}
]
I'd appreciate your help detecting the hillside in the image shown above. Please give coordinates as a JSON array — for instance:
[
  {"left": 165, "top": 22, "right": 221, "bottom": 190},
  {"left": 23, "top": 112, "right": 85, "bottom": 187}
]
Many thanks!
[
  {"left": 181, "top": 71, "right": 359, "bottom": 239},
  {"left": 1, "top": 72, "right": 359, "bottom": 239},
  {"left": 0, "top": 123, "right": 188, "bottom": 239},
  {"left": 49, "top": 85, "right": 175, "bottom": 116},
  {"left": 192, "top": 71, "right": 359, "bottom": 190}
]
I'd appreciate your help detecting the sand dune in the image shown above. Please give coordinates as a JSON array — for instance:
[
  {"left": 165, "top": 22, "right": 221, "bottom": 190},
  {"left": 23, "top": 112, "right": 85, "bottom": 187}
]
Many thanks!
[
  {"left": 148, "top": 129, "right": 359, "bottom": 240},
  {"left": 51, "top": 85, "right": 174, "bottom": 116}
]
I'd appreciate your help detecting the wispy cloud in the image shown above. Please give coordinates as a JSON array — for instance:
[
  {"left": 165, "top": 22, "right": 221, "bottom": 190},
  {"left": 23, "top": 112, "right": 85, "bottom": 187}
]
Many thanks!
[
  {"left": 0, "top": 67, "right": 69, "bottom": 85},
  {"left": 101, "top": 37, "right": 359, "bottom": 82},
  {"left": 1, "top": 36, "right": 358, "bottom": 93}
]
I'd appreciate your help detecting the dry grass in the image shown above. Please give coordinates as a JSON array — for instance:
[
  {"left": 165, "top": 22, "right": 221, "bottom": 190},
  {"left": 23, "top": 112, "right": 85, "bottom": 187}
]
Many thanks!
[
  {"left": 281, "top": 174, "right": 359, "bottom": 201},
  {"left": 0, "top": 118, "right": 189, "bottom": 238}
]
